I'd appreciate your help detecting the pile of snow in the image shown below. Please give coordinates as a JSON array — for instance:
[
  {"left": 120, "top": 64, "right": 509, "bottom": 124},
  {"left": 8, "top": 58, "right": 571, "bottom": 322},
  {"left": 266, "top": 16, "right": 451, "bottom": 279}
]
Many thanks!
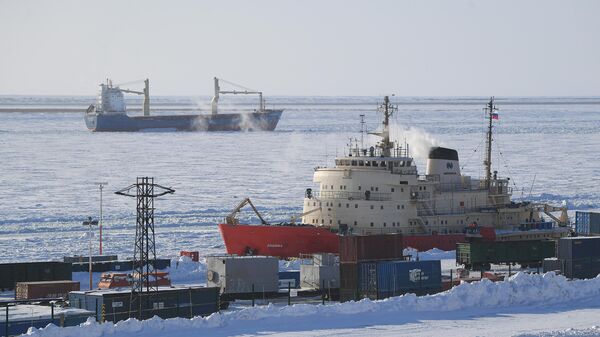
[
  {"left": 166, "top": 256, "right": 206, "bottom": 284},
  {"left": 25, "top": 272, "right": 600, "bottom": 337},
  {"left": 403, "top": 247, "right": 456, "bottom": 261}
]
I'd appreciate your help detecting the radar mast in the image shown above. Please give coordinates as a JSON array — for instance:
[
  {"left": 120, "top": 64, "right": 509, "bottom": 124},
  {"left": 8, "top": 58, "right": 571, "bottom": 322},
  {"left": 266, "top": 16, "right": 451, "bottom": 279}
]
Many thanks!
[{"left": 484, "top": 97, "right": 498, "bottom": 188}]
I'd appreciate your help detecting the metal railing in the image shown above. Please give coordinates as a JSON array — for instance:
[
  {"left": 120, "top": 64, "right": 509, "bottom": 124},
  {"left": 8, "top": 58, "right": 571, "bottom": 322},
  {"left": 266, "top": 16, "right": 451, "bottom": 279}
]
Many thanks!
[{"left": 313, "top": 191, "right": 392, "bottom": 201}]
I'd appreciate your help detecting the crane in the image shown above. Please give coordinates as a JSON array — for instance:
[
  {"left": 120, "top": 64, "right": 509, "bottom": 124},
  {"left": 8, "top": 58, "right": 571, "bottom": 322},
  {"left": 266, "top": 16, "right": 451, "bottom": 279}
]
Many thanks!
[
  {"left": 534, "top": 203, "right": 570, "bottom": 227},
  {"left": 289, "top": 207, "right": 322, "bottom": 224},
  {"left": 225, "top": 198, "right": 269, "bottom": 225},
  {"left": 211, "top": 77, "right": 265, "bottom": 115},
  {"left": 114, "top": 79, "right": 150, "bottom": 116}
]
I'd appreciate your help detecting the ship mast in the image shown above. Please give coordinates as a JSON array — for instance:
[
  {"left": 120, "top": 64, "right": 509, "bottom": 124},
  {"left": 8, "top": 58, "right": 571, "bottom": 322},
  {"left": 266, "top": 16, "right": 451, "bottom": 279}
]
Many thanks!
[
  {"left": 484, "top": 97, "right": 498, "bottom": 188},
  {"left": 375, "top": 96, "right": 397, "bottom": 157}
]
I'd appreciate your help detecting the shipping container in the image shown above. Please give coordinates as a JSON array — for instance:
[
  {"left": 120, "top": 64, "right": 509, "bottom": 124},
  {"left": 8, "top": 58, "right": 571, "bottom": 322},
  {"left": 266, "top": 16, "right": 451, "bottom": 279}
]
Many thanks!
[
  {"left": 206, "top": 255, "right": 278, "bottom": 294},
  {"left": 312, "top": 253, "right": 336, "bottom": 266},
  {"left": 278, "top": 271, "right": 300, "bottom": 289},
  {"left": 71, "top": 259, "right": 171, "bottom": 273},
  {"left": 15, "top": 280, "right": 80, "bottom": 300},
  {"left": 339, "top": 234, "right": 404, "bottom": 263},
  {"left": 558, "top": 237, "right": 600, "bottom": 260},
  {"left": 0, "top": 262, "right": 72, "bottom": 290},
  {"left": 575, "top": 211, "right": 600, "bottom": 235},
  {"left": 542, "top": 258, "right": 562, "bottom": 273},
  {"left": 0, "top": 304, "right": 93, "bottom": 336},
  {"left": 300, "top": 264, "right": 339, "bottom": 289},
  {"left": 180, "top": 251, "right": 200, "bottom": 262},
  {"left": 349, "top": 260, "right": 441, "bottom": 300},
  {"left": 63, "top": 255, "right": 118, "bottom": 263},
  {"left": 456, "top": 240, "right": 556, "bottom": 270},
  {"left": 562, "top": 258, "right": 600, "bottom": 279},
  {"left": 69, "top": 286, "right": 219, "bottom": 322}
]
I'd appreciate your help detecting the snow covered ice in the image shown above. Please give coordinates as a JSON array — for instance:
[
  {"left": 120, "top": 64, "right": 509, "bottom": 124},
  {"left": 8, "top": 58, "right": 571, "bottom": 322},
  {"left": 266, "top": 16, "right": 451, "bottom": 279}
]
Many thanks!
[{"left": 2, "top": 96, "right": 600, "bottom": 336}]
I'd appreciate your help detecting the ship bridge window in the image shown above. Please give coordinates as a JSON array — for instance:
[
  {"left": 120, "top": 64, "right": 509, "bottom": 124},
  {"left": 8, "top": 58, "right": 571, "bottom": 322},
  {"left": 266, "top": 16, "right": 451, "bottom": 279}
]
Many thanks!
[
  {"left": 366, "top": 161, "right": 371, "bottom": 167},
  {"left": 406, "top": 160, "right": 412, "bottom": 166},
  {"left": 358, "top": 186, "right": 362, "bottom": 190},
  {"left": 351, "top": 160, "right": 357, "bottom": 166},
  {"left": 359, "top": 161, "right": 364, "bottom": 166},
  {"left": 381, "top": 161, "right": 387, "bottom": 167},
  {"left": 372, "top": 161, "right": 378, "bottom": 167},
  {"left": 399, "top": 161, "right": 405, "bottom": 167}
]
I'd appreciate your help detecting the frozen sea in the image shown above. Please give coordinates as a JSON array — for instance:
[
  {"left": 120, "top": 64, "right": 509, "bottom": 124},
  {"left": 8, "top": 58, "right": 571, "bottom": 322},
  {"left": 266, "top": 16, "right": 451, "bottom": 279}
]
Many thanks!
[{"left": 1, "top": 95, "right": 599, "bottom": 263}]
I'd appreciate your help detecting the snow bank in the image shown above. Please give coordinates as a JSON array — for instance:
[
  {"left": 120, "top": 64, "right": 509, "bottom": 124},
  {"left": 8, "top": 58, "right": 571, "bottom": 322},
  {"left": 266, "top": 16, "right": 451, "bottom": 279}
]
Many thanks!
[
  {"left": 404, "top": 248, "right": 456, "bottom": 261},
  {"left": 166, "top": 256, "right": 207, "bottom": 284},
  {"left": 24, "top": 272, "right": 600, "bottom": 337}
]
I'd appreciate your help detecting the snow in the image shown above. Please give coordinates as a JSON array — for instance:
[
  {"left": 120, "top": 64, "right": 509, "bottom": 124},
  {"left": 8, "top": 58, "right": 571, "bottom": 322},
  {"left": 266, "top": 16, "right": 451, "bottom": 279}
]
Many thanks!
[{"left": 21, "top": 272, "right": 600, "bottom": 336}]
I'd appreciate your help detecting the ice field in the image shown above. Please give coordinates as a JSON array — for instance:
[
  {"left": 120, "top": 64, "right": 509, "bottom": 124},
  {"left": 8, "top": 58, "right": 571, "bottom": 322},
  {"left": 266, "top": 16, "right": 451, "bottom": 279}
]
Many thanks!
[
  {"left": 1, "top": 96, "right": 599, "bottom": 262},
  {"left": 2, "top": 95, "right": 600, "bottom": 336}
]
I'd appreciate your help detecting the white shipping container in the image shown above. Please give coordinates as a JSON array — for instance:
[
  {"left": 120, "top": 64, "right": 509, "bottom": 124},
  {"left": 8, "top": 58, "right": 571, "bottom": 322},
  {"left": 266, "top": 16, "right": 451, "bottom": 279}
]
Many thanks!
[{"left": 207, "top": 256, "right": 278, "bottom": 294}]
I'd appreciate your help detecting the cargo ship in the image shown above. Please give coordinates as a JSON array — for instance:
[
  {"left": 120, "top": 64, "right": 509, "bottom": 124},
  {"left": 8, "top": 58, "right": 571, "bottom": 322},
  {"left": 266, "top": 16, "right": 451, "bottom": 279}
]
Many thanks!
[
  {"left": 219, "top": 97, "right": 569, "bottom": 257},
  {"left": 85, "top": 77, "right": 283, "bottom": 132}
]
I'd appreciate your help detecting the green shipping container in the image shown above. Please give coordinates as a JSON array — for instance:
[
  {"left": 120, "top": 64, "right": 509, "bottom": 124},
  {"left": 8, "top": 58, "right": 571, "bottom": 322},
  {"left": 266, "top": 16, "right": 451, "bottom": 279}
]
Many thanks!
[{"left": 456, "top": 240, "right": 556, "bottom": 270}]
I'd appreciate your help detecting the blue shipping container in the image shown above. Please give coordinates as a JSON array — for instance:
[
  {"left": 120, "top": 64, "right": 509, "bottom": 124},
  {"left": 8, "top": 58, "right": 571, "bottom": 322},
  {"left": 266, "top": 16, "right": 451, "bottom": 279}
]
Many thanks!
[
  {"left": 576, "top": 212, "right": 600, "bottom": 235},
  {"left": 278, "top": 271, "right": 300, "bottom": 289},
  {"left": 358, "top": 260, "right": 441, "bottom": 299}
]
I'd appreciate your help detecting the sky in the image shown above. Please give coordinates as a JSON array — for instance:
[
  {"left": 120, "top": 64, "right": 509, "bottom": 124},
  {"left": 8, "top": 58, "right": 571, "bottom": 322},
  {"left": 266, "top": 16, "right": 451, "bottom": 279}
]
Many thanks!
[{"left": 0, "top": 0, "right": 599, "bottom": 96}]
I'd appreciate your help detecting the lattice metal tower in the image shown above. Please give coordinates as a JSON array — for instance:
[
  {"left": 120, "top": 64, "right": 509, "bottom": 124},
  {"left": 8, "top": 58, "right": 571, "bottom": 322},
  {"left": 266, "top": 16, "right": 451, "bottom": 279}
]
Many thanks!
[{"left": 115, "top": 177, "right": 175, "bottom": 319}]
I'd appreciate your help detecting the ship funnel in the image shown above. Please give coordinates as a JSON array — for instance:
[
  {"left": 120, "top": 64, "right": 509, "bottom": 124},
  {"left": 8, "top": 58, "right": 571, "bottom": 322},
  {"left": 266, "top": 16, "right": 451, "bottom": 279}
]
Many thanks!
[{"left": 426, "top": 147, "right": 461, "bottom": 188}]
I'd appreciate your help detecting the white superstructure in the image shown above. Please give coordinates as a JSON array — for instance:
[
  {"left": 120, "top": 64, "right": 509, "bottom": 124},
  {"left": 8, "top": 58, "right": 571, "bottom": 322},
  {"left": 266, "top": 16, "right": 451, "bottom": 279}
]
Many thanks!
[{"left": 302, "top": 97, "right": 568, "bottom": 240}]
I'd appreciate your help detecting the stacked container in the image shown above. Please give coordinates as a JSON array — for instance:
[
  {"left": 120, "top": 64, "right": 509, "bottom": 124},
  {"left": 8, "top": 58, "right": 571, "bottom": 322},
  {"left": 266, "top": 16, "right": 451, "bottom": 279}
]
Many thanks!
[
  {"left": 16, "top": 280, "right": 80, "bottom": 300},
  {"left": 338, "top": 233, "right": 442, "bottom": 302},
  {"left": 557, "top": 237, "right": 600, "bottom": 279},
  {"left": 575, "top": 211, "right": 600, "bottom": 235}
]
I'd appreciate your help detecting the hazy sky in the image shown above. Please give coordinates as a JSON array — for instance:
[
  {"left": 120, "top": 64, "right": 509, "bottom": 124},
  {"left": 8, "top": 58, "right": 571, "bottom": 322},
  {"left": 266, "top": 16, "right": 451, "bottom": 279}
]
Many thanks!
[{"left": 1, "top": 0, "right": 599, "bottom": 96}]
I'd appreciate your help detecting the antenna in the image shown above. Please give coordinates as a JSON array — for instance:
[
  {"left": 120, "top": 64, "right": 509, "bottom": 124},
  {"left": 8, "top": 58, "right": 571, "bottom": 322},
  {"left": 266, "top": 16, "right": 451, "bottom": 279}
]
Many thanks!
[
  {"left": 359, "top": 114, "right": 365, "bottom": 150},
  {"left": 484, "top": 97, "right": 499, "bottom": 188}
]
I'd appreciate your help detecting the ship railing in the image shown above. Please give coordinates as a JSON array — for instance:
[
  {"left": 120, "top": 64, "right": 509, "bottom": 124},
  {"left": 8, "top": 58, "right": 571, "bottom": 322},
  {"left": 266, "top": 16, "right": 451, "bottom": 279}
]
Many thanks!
[
  {"left": 417, "top": 208, "right": 470, "bottom": 217},
  {"left": 417, "top": 175, "right": 440, "bottom": 182},
  {"left": 313, "top": 190, "right": 391, "bottom": 201}
]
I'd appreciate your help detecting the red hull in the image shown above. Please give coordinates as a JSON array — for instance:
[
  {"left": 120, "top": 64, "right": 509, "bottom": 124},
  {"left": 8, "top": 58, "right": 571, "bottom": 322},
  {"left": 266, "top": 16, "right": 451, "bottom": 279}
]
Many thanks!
[{"left": 218, "top": 223, "right": 465, "bottom": 258}]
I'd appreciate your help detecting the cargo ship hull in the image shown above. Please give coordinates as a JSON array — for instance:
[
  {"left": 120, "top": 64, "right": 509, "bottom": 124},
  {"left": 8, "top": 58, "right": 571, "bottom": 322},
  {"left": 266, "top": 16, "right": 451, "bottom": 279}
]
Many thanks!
[
  {"left": 218, "top": 223, "right": 465, "bottom": 258},
  {"left": 85, "top": 110, "right": 283, "bottom": 132}
]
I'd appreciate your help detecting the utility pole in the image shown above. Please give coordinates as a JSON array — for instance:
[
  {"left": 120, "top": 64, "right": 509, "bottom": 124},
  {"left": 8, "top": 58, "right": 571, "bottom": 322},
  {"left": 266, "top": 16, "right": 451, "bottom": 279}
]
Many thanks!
[
  {"left": 115, "top": 177, "right": 174, "bottom": 319},
  {"left": 95, "top": 182, "right": 108, "bottom": 255},
  {"left": 82, "top": 217, "right": 98, "bottom": 290}
]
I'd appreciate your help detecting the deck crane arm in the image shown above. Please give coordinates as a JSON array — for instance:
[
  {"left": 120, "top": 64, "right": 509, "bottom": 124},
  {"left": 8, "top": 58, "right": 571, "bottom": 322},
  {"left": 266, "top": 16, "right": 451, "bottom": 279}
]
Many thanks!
[
  {"left": 114, "top": 79, "right": 150, "bottom": 116},
  {"left": 211, "top": 77, "right": 265, "bottom": 114},
  {"left": 289, "top": 207, "right": 322, "bottom": 224},
  {"left": 535, "top": 203, "right": 569, "bottom": 227},
  {"left": 225, "top": 198, "right": 269, "bottom": 225}
]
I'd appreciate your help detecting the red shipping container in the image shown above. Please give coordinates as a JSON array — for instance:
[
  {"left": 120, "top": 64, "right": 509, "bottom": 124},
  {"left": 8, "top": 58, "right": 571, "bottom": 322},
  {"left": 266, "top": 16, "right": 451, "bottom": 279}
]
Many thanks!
[
  {"left": 180, "top": 251, "right": 200, "bottom": 262},
  {"left": 15, "top": 280, "right": 80, "bottom": 300},
  {"left": 339, "top": 234, "right": 404, "bottom": 263}
]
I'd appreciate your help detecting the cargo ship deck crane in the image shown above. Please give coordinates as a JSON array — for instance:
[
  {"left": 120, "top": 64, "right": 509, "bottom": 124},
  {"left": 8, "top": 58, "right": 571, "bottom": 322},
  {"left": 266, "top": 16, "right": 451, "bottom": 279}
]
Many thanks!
[
  {"left": 115, "top": 79, "right": 150, "bottom": 116},
  {"left": 225, "top": 198, "right": 269, "bottom": 225},
  {"left": 211, "top": 77, "right": 265, "bottom": 115}
]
